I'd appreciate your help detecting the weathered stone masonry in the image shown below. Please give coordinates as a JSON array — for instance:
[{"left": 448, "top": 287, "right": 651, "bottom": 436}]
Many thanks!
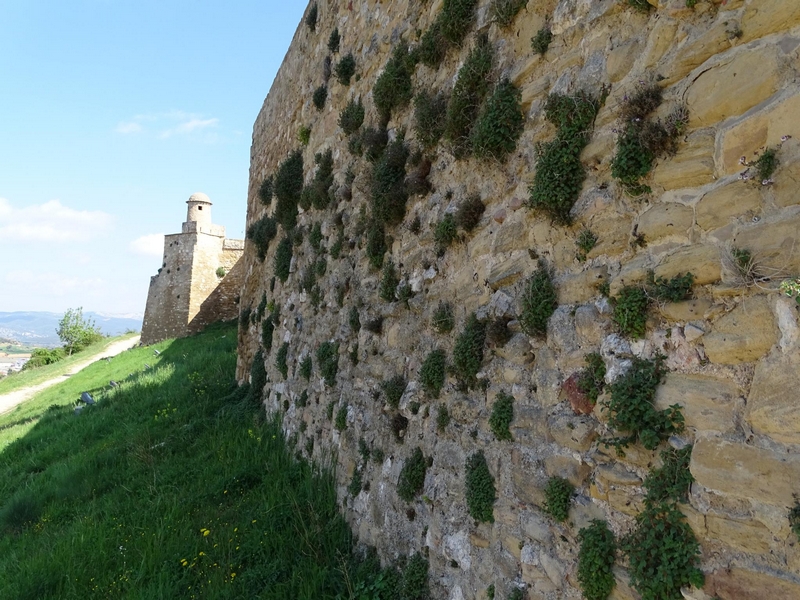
[
  {"left": 238, "top": 1, "right": 800, "bottom": 598},
  {"left": 141, "top": 193, "right": 243, "bottom": 345}
]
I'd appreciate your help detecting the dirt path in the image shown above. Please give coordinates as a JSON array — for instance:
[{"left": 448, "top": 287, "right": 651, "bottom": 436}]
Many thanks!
[{"left": 0, "top": 336, "right": 141, "bottom": 415}]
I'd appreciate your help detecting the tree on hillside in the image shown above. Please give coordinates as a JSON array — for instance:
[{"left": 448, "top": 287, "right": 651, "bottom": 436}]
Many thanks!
[{"left": 57, "top": 307, "right": 103, "bottom": 355}]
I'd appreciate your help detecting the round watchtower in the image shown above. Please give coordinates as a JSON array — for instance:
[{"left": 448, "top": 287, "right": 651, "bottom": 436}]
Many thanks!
[{"left": 186, "top": 192, "right": 212, "bottom": 225}]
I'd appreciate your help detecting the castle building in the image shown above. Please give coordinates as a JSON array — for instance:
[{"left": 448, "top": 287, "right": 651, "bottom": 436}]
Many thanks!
[{"left": 140, "top": 193, "right": 244, "bottom": 345}]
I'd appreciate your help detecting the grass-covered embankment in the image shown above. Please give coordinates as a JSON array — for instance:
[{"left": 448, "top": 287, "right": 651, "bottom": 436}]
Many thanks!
[{"left": 0, "top": 322, "right": 421, "bottom": 599}]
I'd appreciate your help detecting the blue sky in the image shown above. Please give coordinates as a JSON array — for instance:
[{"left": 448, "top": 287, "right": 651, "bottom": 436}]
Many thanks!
[{"left": 0, "top": 0, "right": 307, "bottom": 316}]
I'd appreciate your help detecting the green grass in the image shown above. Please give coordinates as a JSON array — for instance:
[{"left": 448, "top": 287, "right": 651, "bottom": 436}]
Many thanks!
[
  {"left": 0, "top": 334, "right": 138, "bottom": 398},
  {"left": 0, "top": 323, "right": 397, "bottom": 599}
]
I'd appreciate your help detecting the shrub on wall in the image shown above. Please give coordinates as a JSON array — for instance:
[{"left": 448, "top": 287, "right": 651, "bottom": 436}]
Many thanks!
[
  {"left": 373, "top": 42, "right": 415, "bottom": 125},
  {"left": 465, "top": 450, "right": 495, "bottom": 523},
  {"left": 306, "top": 149, "right": 334, "bottom": 211},
  {"left": 543, "top": 476, "right": 573, "bottom": 522},
  {"left": 452, "top": 313, "right": 486, "bottom": 390},
  {"left": 413, "top": 90, "right": 447, "bottom": 149},
  {"left": 274, "top": 236, "right": 293, "bottom": 283},
  {"left": 490, "top": 0, "right": 528, "bottom": 28},
  {"left": 420, "top": 349, "right": 447, "bottom": 398},
  {"left": 258, "top": 175, "right": 273, "bottom": 205},
  {"left": 339, "top": 98, "right": 365, "bottom": 135},
  {"left": 440, "top": 0, "right": 479, "bottom": 47},
  {"left": 316, "top": 341, "right": 339, "bottom": 387},
  {"left": 305, "top": 2, "right": 317, "bottom": 31},
  {"left": 397, "top": 447, "right": 427, "bottom": 502},
  {"left": 527, "top": 91, "right": 600, "bottom": 225},
  {"left": 381, "top": 375, "right": 407, "bottom": 409},
  {"left": 328, "top": 27, "right": 340, "bottom": 53},
  {"left": 434, "top": 213, "right": 458, "bottom": 251},
  {"left": 518, "top": 262, "right": 557, "bottom": 337},
  {"left": 577, "top": 352, "right": 606, "bottom": 405},
  {"left": 577, "top": 520, "right": 617, "bottom": 600},
  {"left": 531, "top": 25, "right": 552, "bottom": 55},
  {"left": 489, "top": 391, "right": 514, "bottom": 440},
  {"left": 455, "top": 195, "right": 485, "bottom": 232},
  {"left": 471, "top": 79, "right": 524, "bottom": 160},
  {"left": 312, "top": 85, "right": 327, "bottom": 111},
  {"left": 444, "top": 34, "right": 494, "bottom": 158},
  {"left": 612, "top": 286, "right": 648, "bottom": 338},
  {"left": 246, "top": 215, "right": 278, "bottom": 262},
  {"left": 275, "top": 342, "right": 289, "bottom": 379},
  {"left": 417, "top": 20, "right": 448, "bottom": 68},
  {"left": 371, "top": 137, "right": 409, "bottom": 227},
  {"left": 274, "top": 149, "right": 304, "bottom": 231},
  {"left": 379, "top": 260, "right": 400, "bottom": 302},
  {"left": 432, "top": 302, "right": 455, "bottom": 334},
  {"left": 365, "top": 219, "right": 387, "bottom": 269},
  {"left": 335, "top": 52, "right": 356, "bottom": 85}
]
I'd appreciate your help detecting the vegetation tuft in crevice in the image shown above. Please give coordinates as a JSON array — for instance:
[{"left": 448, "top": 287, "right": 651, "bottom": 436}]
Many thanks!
[{"left": 465, "top": 450, "right": 495, "bottom": 523}]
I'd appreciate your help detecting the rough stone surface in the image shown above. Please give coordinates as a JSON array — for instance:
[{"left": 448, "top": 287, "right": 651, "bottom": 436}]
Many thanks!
[
  {"left": 703, "top": 296, "right": 778, "bottom": 364},
  {"left": 707, "top": 568, "right": 800, "bottom": 600},
  {"left": 653, "top": 373, "right": 743, "bottom": 434},
  {"left": 746, "top": 351, "right": 800, "bottom": 445},
  {"left": 696, "top": 183, "right": 762, "bottom": 232},
  {"left": 636, "top": 202, "right": 693, "bottom": 242},
  {"left": 654, "top": 245, "right": 722, "bottom": 287}
]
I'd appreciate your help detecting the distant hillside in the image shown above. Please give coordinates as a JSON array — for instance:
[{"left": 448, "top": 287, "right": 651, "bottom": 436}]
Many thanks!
[{"left": 0, "top": 312, "right": 142, "bottom": 347}]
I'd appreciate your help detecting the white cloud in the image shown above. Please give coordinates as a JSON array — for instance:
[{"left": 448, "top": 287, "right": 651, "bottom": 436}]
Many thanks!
[
  {"left": 129, "top": 233, "right": 165, "bottom": 257},
  {"left": 0, "top": 198, "right": 114, "bottom": 243},
  {"left": 4, "top": 269, "right": 106, "bottom": 299},
  {"left": 114, "top": 111, "right": 219, "bottom": 138},
  {"left": 115, "top": 121, "right": 142, "bottom": 134}
]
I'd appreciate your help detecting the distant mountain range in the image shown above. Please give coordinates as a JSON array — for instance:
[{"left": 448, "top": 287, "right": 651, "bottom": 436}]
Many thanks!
[{"left": 0, "top": 312, "right": 142, "bottom": 347}]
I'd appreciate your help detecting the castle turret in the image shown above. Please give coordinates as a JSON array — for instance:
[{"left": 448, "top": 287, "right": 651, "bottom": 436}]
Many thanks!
[{"left": 182, "top": 192, "right": 225, "bottom": 236}]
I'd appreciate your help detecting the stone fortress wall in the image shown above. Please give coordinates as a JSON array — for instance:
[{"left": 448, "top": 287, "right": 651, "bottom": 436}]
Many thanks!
[
  {"left": 237, "top": 1, "right": 800, "bottom": 598},
  {"left": 141, "top": 193, "right": 243, "bottom": 345}
]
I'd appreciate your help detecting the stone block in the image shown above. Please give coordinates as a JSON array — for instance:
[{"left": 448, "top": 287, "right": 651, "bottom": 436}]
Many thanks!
[
  {"left": 548, "top": 414, "right": 598, "bottom": 452},
  {"left": 493, "top": 220, "right": 526, "bottom": 254},
  {"left": 586, "top": 212, "right": 633, "bottom": 258},
  {"left": 658, "top": 298, "right": 712, "bottom": 322},
  {"left": 642, "top": 17, "right": 679, "bottom": 68},
  {"left": 636, "top": 202, "right": 694, "bottom": 242},
  {"left": 731, "top": 213, "right": 800, "bottom": 274},
  {"left": 690, "top": 438, "right": 800, "bottom": 506},
  {"left": 575, "top": 304, "right": 606, "bottom": 347},
  {"left": 607, "top": 39, "right": 641, "bottom": 82},
  {"left": 653, "top": 244, "right": 721, "bottom": 286},
  {"left": 719, "top": 90, "right": 800, "bottom": 176},
  {"left": 609, "top": 254, "right": 650, "bottom": 297},
  {"left": 595, "top": 463, "right": 643, "bottom": 487},
  {"left": 695, "top": 183, "right": 762, "bottom": 231},
  {"left": 662, "top": 20, "right": 733, "bottom": 84},
  {"left": 653, "top": 373, "right": 743, "bottom": 434},
  {"left": 609, "top": 567, "right": 639, "bottom": 600},
  {"left": 703, "top": 296, "right": 777, "bottom": 364},
  {"left": 741, "top": 0, "right": 800, "bottom": 43},
  {"left": 544, "top": 454, "right": 592, "bottom": 487},
  {"left": 705, "top": 514, "right": 773, "bottom": 554},
  {"left": 532, "top": 346, "right": 561, "bottom": 407},
  {"left": 488, "top": 254, "right": 528, "bottom": 290},
  {"left": 746, "top": 351, "right": 800, "bottom": 445},
  {"left": 686, "top": 48, "right": 781, "bottom": 128},
  {"left": 707, "top": 568, "right": 800, "bottom": 600},
  {"left": 556, "top": 267, "right": 608, "bottom": 305},
  {"left": 651, "top": 130, "right": 716, "bottom": 191},
  {"left": 773, "top": 158, "right": 800, "bottom": 208}
]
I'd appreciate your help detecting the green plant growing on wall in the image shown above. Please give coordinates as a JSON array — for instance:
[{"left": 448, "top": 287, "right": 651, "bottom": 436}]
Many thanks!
[
  {"left": 445, "top": 34, "right": 494, "bottom": 158},
  {"left": 603, "top": 355, "right": 684, "bottom": 452},
  {"left": 297, "top": 389, "right": 308, "bottom": 407},
  {"left": 246, "top": 215, "right": 278, "bottom": 262},
  {"left": 452, "top": 313, "right": 486, "bottom": 390},
  {"left": 365, "top": 220, "right": 387, "bottom": 269},
  {"left": 434, "top": 213, "right": 458, "bottom": 252},
  {"left": 274, "top": 149, "right": 304, "bottom": 230},
  {"left": 576, "top": 229, "right": 598, "bottom": 261},
  {"left": 531, "top": 25, "right": 553, "bottom": 55},
  {"left": 417, "top": 20, "right": 448, "bottom": 68},
  {"left": 440, "top": 0, "right": 479, "bottom": 46},
  {"left": 305, "top": 2, "right": 317, "bottom": 31},
  {"left": 612, "top": 286, "right": 648, "bottom": 338},
  {"left": 328, "top": 27, "right": 340, "bottom": 53},
  {"left": 543, "top": 476, "right": 573, "bottom": 522},
  {"left": 420, "top": 349, "right": 447, "bottom": 398},
  {"left": 414, "top": 90, "right": 448, "bottom": 148},
  {"left": 215, "top": 266, "right": 227, "bottom": 279},
  {"left": 519, "top": 261, "right": 557, "bottom": 337},
  {"left": 790, "top": 502, "right": 800, "bottom": 540},
  {"left": 349, "top": 306, "right": 361, "bottom": 333},
  {"left": 312, "top": 85, "right": 327, "bottom": 110},
  {"left": 326, "top": 400, "right": 336, "bottom": 421},
  {"left": 455, "top": 195, "right": 485, "bottom": 232},
  {"left": 471, "top": 79, "right": 524, "bottom": 161},
  {"left": 334, "top": 52, "right": 356, "bottom": 85},
  {"left": 275, "top": 342, "right": 289, "bottom": 379},
  {"left": 489, "top": 391, "right": 514, "bottom": 441},
  {"left": 347, "top": 468, "right": 362, "bottom": 497},
  {"left": 490, "top": 0, "right": 528, "bottom": 28},
  {"left": 261, "top": 303, "right": 279, "bottom": 353},
  {"left": 432, "top": 302, "right": 455, "bottom": 333},
  {"left": 648, "top": 271, "right": 694, "bottom": 303},
  {"left": 309, "top": 222, "right": 324, "bottom": 253},
  {"left": 373, "top": 42, "right": 415, "bottom": 124},
  {"left": 371, "top": 136, "right": 410, "bottom": 227},
  {"left": 528, "top": 91, "right": 600, "bottom": 224},
  {"left": 362, "top": 126, "right": 389, "bottom": 163},
  {"left": 643, "top": 446, "right": 694, "bottom": 507},
  {"left": 330, "top": 228, "right": 344, "bottom": 259},
  {"left": 626, "top": 0, "right": 652, "bottom": 13},
  {"left": 304, "top": 149, "right": 334, "bottom": 210},
  {"left": 402, "top": 553, "right": 430, "bottom": 600},
  {"left": 397, "top": 447, "right": 427, "bottom": 501},
  {"left": 381, "top": 375, "right": 407, "bottom": 409},
  {"left": 507, "top": 589, "right": 524, "bottom": 600},
  {"left": 753, "top": 146, "right": 779, "bottom": 181},
  {"left": 379, "top": 260, "right": 400, "bottom": 302},
  {"left": 577, "top": 520, "right": 617, "bottom": 600},
  {"left": 622, "top": 503, "right": 703, "bottom": 600},
  {"left": 316, "top": 341, "right": 339, "bottom": 387},
  {"left": 436, "top": 405, "right": 450, "bottom": 432},
  {"left": 335, "top": 405, "right": 348, "bottom": 432},
  {"left": 339, "top": 98, "right": 365, "bottom": 135},
  {"left": 577, "top": 352, "right": 606, "bottom": 405},
  {"left": 465, "top": 450, "right": 496, "bottom": 523},
  {"left": 274, "top": 236, "right": 293, "bottom": 283},
  {"left": 258, "top": 175, "right": 273, "bottom": 205},
  {"left": 297, "top": 125, "right": 311, "bottom": 146},
  {"left": 299, "top": 355, "right": 312, "bottom": 381}
]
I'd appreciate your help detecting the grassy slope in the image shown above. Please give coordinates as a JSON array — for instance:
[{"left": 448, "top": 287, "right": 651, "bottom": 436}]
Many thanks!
[
  {"left": 0, "top": 323, "right": 410, "bottom": 600},
  {"left": 0, "top": 333, "right": 138, "bottom": 396}
]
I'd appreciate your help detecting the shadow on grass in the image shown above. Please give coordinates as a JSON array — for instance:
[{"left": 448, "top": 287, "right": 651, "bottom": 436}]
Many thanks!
[{"left": 0, "top": 322, "right": 419, "bottom": 600}]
